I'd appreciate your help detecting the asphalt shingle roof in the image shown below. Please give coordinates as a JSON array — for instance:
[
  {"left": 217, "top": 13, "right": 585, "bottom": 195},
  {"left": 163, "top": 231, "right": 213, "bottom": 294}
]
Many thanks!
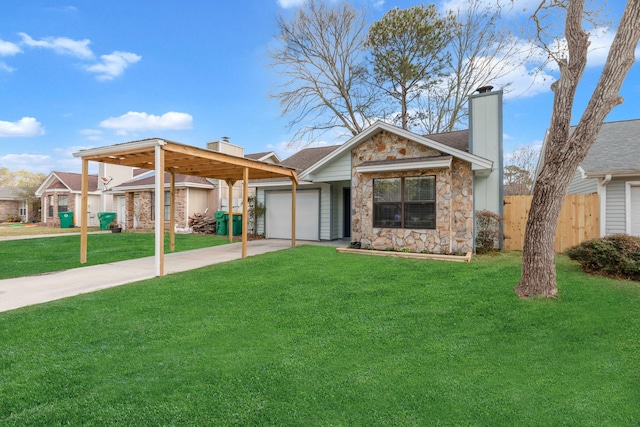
[{"left": 578, "top": 119, "right": 640, "bottom": 174}]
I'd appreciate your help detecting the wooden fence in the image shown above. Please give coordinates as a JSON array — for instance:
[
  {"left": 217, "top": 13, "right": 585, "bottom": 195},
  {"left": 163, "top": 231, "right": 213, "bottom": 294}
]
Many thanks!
[{"left": 503, "top": 194, "right": 599, "bottom": 253}]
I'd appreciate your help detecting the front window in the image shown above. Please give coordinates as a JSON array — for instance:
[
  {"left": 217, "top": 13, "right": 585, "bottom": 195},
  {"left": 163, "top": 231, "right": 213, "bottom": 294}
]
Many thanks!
[
  {"left": 373, "top": 176, "right": 435, "bottom": 229},
  {"left": 150, "top": 191, "right": 170, "bottom": 220},
  {"left": 58, "top": 195, "right": 68, "bottom": 212},
  {"left": 48, "top": 195, "right": 54, "bottom": 217}
]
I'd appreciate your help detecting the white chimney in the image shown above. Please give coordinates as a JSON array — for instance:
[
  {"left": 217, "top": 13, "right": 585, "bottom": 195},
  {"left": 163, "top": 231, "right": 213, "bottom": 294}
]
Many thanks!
[{"left": 469, "top": 86, "right": 503, "bottom": 218}]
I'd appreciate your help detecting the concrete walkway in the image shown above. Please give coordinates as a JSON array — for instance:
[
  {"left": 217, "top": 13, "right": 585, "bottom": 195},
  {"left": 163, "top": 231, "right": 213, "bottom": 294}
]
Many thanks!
[{"left": 0, "top": 239, "right": 340, "bottom": 313}]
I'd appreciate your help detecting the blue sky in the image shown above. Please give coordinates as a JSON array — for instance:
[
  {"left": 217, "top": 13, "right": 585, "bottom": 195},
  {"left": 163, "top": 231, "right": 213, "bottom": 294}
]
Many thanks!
[{"left": 0, "top": 0, "right": 638, "bottom": 175}]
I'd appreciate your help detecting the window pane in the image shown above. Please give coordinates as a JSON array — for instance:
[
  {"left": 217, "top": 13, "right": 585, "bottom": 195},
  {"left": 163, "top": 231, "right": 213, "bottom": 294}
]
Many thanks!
[
  {"left": 405, "top": 177, "right": 435, "bottom": 201},
  {"left": 164, "top": 191, "right": 171, "bottom": 205},
  {"left": 404, "top": 203, "right": 435, "bottom": 229},
  {"left": 58, "top": 195, "right": 68, "bottom": 212},
  {"left": 374, "top": 178, "right": 401, "bottom": 202},
  {"left": 373, "top": 203, "right": 401, "bottom": 228}
]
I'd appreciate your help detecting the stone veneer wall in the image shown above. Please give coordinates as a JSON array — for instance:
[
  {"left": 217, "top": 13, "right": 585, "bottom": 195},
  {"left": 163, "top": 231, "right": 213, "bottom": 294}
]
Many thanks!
[{"left": 352, "top": 131, "right": 474, "bottom": 254}]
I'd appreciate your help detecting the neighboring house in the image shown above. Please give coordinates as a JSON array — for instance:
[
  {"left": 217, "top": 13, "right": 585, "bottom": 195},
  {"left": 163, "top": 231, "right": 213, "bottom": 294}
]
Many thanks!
[
  {"left": 0, "top": 186, "right": 34, "bottom": 222},
  {"left": 566, "top": 118, "right": 640, "bottom": 237},
  {"left": 35, "top": 164, "right": 139, "bottom": 227},
  {"left": 253, "top": 88, "right": 503, "bottom": 254},
  {"left": 206, "top": 138, "right": 281, "bottom": 212},
  {"left": 109, "top": 171, "right": 217, "bottom": 231}
]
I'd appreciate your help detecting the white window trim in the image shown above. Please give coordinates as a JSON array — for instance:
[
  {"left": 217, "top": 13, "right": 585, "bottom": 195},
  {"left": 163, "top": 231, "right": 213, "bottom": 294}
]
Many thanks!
[{"left": 625, "top": 181, "right": 640, "bottom": 235}]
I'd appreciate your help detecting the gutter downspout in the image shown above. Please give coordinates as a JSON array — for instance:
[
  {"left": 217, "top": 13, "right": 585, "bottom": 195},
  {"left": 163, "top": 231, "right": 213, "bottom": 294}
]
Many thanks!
[{"left": 599, "top": 174, "right": 612, "bottom": 237}]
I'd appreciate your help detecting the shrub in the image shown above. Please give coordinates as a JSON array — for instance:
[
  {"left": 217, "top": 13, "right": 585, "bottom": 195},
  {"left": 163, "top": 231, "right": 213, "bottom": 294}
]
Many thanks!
[
  {"left": 475, "top": 210, "right": 505, "bottom": 254},
  {"left": 566, "top": 234, "right": 640, "bottom": 281}
]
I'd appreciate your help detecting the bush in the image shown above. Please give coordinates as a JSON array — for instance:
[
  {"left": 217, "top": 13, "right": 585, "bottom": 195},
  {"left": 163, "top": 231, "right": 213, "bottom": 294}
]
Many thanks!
[
  {"left": 475, "top": 210, "right": 505, "bottom": 254},
  {"left": 566, "top": 234, "right": 640, "bottom": 281}
]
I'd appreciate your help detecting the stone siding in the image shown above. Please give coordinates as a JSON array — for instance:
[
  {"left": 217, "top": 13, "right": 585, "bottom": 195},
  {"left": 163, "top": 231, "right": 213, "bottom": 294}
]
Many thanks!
[{"left": 352, "top": 131, "right": 474, "bottom": 254}]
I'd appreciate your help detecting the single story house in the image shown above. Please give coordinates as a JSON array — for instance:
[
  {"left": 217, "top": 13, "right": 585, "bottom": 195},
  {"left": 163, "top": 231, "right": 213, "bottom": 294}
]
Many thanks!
[
  {"left": 0, "top": 186, "right": 34, "bottom": 222},
  {"left": 253, "top": 87, "right": 504, "bottom": 254},
  {"left": 567, "top": 118, "right": 640, "bottom": 237},
  {"left": 35, "top": 164, "right": 140, "bottom": 227},
  {"left": 109, "top": 171, "right": 217, "bottom": 231}
]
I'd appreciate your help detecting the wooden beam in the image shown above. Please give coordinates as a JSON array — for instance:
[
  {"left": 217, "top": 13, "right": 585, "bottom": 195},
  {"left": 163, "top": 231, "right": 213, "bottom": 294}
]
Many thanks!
[
  {"left": 292, "top": 178, "right": 296, "bottom": 248},
  {"left": 80, "top": 158, "right": 89, "bottom": 264},
  {"left": 169, "top": 171, "right": 176, "bottom": 252},
  {"left": 226, "top": 178, "right": 235, "bottom": 243},
  {"left": 242, "top": 167, "right": 249, "bottom": 259},
  {"left": 155, "top": 145, "right": 165, "bottom": 277}
]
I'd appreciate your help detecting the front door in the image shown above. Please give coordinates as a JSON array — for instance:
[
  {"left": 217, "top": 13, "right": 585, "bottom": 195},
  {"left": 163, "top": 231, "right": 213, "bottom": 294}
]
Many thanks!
[{"left": 343, "top": 187, "right": 351, "bottom": 238}]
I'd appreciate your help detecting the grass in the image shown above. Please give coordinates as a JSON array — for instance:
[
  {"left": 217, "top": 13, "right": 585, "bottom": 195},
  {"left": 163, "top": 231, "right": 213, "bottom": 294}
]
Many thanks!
[
  {"left": 0, "top": 225, "right": 101, "bottom": 236},
  {"left": 1, "top": 247, "right": 639, "bottom": 425},
  {"left": 0, "top": 233, "right": 229, "bottom": 279}
]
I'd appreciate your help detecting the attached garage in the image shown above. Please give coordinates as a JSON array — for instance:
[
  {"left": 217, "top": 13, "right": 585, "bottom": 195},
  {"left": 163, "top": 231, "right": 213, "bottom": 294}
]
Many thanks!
[{"left": 266, "top": 190, "right": 319, "bottom": 240}]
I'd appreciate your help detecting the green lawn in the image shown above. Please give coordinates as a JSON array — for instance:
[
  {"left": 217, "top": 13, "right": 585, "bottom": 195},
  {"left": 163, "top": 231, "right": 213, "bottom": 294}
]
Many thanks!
[
  {"left": 0, "top": 233, "right": 229, "bottom": 279},
  {"left": 1, "top": 247, "right": 639, "bottom": 425}
]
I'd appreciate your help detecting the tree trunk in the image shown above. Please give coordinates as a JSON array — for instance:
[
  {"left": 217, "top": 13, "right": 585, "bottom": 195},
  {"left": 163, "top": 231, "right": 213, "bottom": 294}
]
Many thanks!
[{"left": 515, "top": 0, "right": 640, "bottom": 298}]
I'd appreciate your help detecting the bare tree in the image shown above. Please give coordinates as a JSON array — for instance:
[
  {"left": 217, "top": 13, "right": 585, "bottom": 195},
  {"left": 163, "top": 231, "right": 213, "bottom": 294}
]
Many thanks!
[
  {"left": 504, "top": 145, "right": 539, "bottom": 195},
  {"left": 269, "top": 0, "right": 376, "bottom": 143},
  {"left": 414, "top": 0, "right": 532, "bottom": 134},
  {"left": 515, "top": 0, "right": 640, "bottom": 298}
]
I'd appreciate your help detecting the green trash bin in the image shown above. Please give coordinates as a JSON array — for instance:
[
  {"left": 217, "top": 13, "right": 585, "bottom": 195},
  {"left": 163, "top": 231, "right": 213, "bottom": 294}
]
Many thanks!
[
  {"left": 215, "top": 211, "right": 228, "bottom": 236},
  {"left": 232, "top": 214, "right": 242, "bottom": 236},
  {"left": 58, "top": 211, "right": 74, "bottom": 228},
  {"left": 97, "top": 212, "right": 116, "bottom": 230}
]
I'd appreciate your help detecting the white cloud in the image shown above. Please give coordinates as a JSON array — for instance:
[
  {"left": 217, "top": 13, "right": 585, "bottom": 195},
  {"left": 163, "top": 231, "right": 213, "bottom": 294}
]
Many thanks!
[
  {"left": 85, "top": 51, "right": 141, "bottom": 81},
  {"left": 0, "top": 117, "right": 45, "bottom": 137},
  {"left": 278, "top": 0, "right": 306, "bottom": 7},
  {"left": 0, "top": 39, "right": 21, "bottom": 56},
  {"left": 0, "top": 61, "right": 14, "bottom": 72},
  {"left": 440, "top": 0, "right": 540, "bottom": 15},
  {"left": 0, "top": 153, "right": 52, "bottom": 173},
  {"left": 19, "top": 32, "right": 93, "bottom": 59},
  {"left": 99, "top": 111, "right": 193, "bottom": 134},
  {"left": 79, "top": 129, "right": 104, "bottom": 141}
]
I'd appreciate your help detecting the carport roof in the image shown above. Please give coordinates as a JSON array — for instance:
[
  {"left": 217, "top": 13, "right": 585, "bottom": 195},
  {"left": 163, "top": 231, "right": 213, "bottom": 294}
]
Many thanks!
[{"left": 73, "top": 138, "right": 298, "bottom": 183}]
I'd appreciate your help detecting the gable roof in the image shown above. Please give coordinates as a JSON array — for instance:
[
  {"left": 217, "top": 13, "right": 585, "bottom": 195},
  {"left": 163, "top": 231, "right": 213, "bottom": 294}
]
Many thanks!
[
  {"left": 280, "top": 146, "right": 341, "bottom": 173},
  {"left": 0, "top": 186, "right": 21, "bottom": 201},
  {"left": 111, "top": 171, "right": 216, "bottom": 191},
  {"left": 577, "top": 119, "right": 640, "bottom": 177},
  {"left": 245, "top": 151, "right": 281, "bottom": 163},
  {"left": 300, "top": 121, "right": 490, "bottom": 180},
  {"left": 35, "top": 171, "right": 100, "bottom": 196}
]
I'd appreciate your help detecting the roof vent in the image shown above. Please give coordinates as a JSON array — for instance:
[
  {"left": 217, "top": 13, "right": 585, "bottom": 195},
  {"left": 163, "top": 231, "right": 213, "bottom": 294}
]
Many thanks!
[
  {"left": 221, "top": 136, "right": 230, "bottom": 142},
  {"left": 476, "top": 85, "right": 493, "bottom": 94}
]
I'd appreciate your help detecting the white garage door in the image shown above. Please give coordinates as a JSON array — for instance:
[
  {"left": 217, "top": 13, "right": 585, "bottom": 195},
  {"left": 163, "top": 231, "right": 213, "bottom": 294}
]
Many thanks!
[
  {"left": 630, "top": 185, "right": 640, "bottom": 237},
  {"left": 266, "top": 190, "right": 319, "bottom": 240}
]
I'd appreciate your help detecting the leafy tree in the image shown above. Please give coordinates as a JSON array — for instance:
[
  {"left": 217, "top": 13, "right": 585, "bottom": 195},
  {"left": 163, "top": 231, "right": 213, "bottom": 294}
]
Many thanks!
[
  {"left": 0, "top": 166, "right": 14, "bottom": 187},
  {"left": 367, "top": 4, "right": 455, "bottom": 130},
  {"left": 269, "top": 0, "right": 377, "bottom": 143},
  {"left": 515, "top": 0, "right": 640, "bottom": 298}
]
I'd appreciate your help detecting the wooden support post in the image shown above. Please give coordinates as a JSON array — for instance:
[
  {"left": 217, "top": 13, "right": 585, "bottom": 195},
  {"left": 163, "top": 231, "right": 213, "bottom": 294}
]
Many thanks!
[
  {"left": 80, "top": 158, "right": 89, "bottom": 264},
  {"left": 155, "top": 145, "right": 165, "bottom": 277},
  {"left": 170, "top": 171, "right": 176, "bottom": 252},
  {"left": 242, "top": 167, "right": 249, "bottom": 258},
  {"left": 226, "top": 178, "right": 235, "bottom": 243},
  {"left": 291, "top": 179, "right": 296, "bottom": 248}
]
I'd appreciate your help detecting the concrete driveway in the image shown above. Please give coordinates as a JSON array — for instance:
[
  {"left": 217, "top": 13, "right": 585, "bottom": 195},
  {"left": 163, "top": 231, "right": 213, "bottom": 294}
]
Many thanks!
[{"left": 0, "top": 239, "right": 341, "bottom": 313}]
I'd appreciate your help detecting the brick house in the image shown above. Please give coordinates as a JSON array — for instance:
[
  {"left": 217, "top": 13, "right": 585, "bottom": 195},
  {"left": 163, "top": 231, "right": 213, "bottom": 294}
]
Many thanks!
[{"left": 0, "top": 186, "right": 35, "bottom": 222}]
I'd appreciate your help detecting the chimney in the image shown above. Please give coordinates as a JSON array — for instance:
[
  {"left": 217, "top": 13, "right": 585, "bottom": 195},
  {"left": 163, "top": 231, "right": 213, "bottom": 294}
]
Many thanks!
[
  {"left": 206, "top": 136, "right": 245, "bottom": 157},
  {"left": 469, "top": 85, "right": 503, "bottom": 219}
]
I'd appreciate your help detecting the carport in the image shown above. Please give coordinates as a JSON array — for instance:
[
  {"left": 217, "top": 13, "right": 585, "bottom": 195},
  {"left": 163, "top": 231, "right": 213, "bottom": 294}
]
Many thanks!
[{"left": 73, "top": 138, "right": 299, "bottom": 276}]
